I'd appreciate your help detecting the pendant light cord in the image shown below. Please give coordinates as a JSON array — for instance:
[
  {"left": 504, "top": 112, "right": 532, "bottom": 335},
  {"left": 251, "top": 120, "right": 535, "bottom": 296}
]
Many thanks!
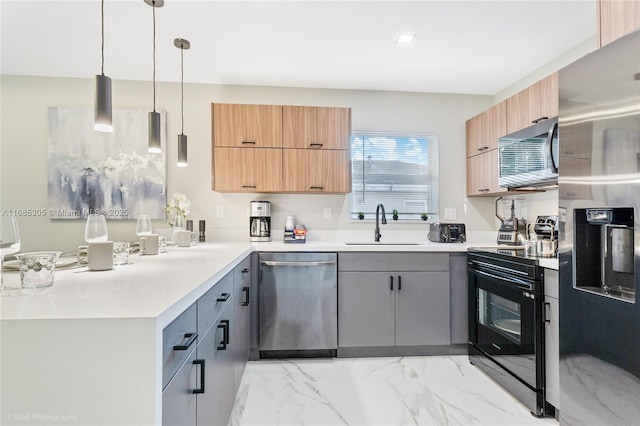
[
  {"left": 152, "top": 0, "right": 157, "bottom": 113},
  {"left": 180, "top": 47, "right": 184, "bottom": 134},
  {"left": 100, "top": 0, "right": 105, "bottom": 76}
]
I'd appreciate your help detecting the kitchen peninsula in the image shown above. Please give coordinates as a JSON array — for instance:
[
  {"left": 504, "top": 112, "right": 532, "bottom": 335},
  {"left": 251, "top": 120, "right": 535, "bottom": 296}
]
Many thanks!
[{"left": 0, "top": 240, "right": 555, "bottom": 425}]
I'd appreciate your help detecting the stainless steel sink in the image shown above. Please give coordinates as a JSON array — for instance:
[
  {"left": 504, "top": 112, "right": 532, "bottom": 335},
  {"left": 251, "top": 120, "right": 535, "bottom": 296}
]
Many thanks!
[{"left": 343, "top": 241, "right": 422, "bottom": 245}]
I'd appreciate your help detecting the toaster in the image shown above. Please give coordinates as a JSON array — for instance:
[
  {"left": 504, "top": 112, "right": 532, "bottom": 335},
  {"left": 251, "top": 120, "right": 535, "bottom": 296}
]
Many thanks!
[{"left": 428, "top": 223, "right": 466, "bottom": 243}]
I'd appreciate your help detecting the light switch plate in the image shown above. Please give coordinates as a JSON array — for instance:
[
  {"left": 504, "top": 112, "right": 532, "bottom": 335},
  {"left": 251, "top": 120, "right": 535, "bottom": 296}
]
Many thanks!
[
  {"left": 444, "top": 208, "right": 456, "bottom": 220},
  {"left": 324, "top": 208, "right": 332, "bottom": 219},
  {"left": 216, "top": 205, "right": 224, "bottom": 217}
]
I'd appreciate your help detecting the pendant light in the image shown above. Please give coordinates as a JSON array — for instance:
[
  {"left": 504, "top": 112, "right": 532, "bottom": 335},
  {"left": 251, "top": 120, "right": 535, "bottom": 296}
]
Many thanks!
[
  {"left": 145, "top": 0, "right": 164, "bottom": 153},
  {"left": 174, "top": 38, "right": 190, "bottom": 167},
  {"left": 94, "top": 0, "right": 112, "bottom": 132}
]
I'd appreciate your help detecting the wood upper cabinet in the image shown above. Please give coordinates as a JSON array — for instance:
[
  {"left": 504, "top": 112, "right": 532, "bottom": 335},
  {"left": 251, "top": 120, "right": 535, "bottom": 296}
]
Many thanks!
[
  {"left": 212, "top": 147, "right": 282, "bottom": 192},
  {"left": 598, "top": 0, "right": 640, "bottom": 47},
  {"left": 283, "top": 106, "right": 351, "bottom": 150},
  {"left": 212, "top": 103, "right": 282, "bottom": 148},
  {"left": 466, "top": 101, "right": 506, "bottom": 157},
  {"left": 507, "top": 72, "right": 558, "bottom": 134},
  {"left": 282, "top": 149, "right": 351, "bottom": 193},
  {"left": 466, "top": 149, "right": 508, "bottom": 197}
]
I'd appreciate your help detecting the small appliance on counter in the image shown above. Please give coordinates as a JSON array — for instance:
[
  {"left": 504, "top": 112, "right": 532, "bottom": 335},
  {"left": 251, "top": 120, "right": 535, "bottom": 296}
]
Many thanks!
[
  {"left": 250, "top": 201, "right": 271, "bottom": 242},
  {"left": 283, "top": 216, "right": 307, "bottom": 243},
  {"left": 496, "top": 197, "right": 527, "bottom": 245},
  {"left": 428, "top": 223, "right": 466, "bottom": 243},
  {"left": 528, "top": 215, "right": 558, "bottom": 257}
]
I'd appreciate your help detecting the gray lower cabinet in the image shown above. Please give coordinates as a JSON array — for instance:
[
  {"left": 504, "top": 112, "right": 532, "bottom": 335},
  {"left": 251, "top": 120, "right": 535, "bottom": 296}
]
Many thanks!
[
  {"left": 162, "top": 255, "right": 252, "bottom": 426},
  {"left": 162, "top": 346, "right": 197, "bottom": 426},
  {"left": 338, "top": 252, "right": 451, "bottom": 350},
  {"left": 544, "top": 268, "right": 559, "bottom": 410}
]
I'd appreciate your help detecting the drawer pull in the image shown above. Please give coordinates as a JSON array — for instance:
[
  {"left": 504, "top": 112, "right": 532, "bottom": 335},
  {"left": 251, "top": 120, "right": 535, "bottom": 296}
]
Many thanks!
[
  {"left": 310, "top": 143, "right": 323, "bottom": 148},
  {"left": 241, "top": 141, "right": 256, "bottom": 145},
  {"left": 242, "top": 286, "right": 250, "bottom": 306},
  {"left": 173, "top": 332, "right": 197, "bottom": 351},
  {"left": 241, "top": 268, "right": 249, "bottom": 274},
  {"left": 217, "top": 293, "right": 230, "bottom": 302},
  {"left": 390, "top": 275, "right": 394, "bottom": 291},
  {"left": 192, "top": 359, "right": 205, "bottom": 394},
  {"left": 217, "top": 320, "right": 230, "bottom": 350},
  {"left": 242, "top": 185, "right": 257, "bottom": 189},
  {"left": 310, "top": 186, "right": 324, "bottom": 190},
  {"left": 531, "top": 116, "right": 549, "bottom": 124},
  {"left": 398, "top": 275, "right": 402, "bottom": 291}
]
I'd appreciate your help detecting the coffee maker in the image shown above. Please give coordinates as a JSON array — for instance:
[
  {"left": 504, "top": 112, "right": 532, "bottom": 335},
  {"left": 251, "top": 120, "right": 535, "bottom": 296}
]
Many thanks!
[{"left": 250, "top": 201, "right": 271, "bottom": 242}]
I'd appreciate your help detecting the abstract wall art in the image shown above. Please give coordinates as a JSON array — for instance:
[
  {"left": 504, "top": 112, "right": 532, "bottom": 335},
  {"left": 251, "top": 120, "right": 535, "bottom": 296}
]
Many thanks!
[{"left": 47, "top": 107, "right": 167, "bottom": 219}]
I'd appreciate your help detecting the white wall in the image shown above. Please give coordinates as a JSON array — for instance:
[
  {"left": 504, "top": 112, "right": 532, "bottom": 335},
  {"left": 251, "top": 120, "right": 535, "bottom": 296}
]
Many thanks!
[{"left": 0, "top": 75, "right": 498, "bottom": 251}]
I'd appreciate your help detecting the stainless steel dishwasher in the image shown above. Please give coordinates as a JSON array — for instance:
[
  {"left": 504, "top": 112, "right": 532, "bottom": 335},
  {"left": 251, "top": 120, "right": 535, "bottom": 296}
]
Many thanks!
[{"left": 258, "top": 252, "right": 337, "bottom": 358}]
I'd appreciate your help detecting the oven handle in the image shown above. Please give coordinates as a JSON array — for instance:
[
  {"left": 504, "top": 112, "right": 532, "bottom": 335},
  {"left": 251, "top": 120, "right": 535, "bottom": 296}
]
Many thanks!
[
  {"left": 470, "top": 260, "right": 531, "bottom": 279},
  {"left": 474, "top": 269, "right": 533, "bottom": 291}
]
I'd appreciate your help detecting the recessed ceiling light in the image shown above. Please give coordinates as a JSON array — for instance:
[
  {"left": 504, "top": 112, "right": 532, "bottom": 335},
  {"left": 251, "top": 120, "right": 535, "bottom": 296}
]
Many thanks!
[{"left": 395, "top": 33, "right": 416, "bottom": 45}]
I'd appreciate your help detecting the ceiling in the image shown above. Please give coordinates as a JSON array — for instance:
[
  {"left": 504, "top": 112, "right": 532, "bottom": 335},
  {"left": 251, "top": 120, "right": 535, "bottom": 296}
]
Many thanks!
[{"left": 0, "top": 0, "right": 597, "bottom": 96}]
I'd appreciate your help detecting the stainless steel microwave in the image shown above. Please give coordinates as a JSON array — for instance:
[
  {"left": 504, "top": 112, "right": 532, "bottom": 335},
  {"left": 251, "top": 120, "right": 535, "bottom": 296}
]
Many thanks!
[{"left": 498, "top": 117, "right": 558, "bottom": 188}]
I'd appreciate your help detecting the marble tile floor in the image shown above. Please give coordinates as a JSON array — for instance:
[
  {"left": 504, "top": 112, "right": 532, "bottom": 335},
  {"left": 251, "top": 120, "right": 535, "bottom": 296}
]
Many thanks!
[{"left": 229, "top": 355, "right": 559, "bottom": 426}]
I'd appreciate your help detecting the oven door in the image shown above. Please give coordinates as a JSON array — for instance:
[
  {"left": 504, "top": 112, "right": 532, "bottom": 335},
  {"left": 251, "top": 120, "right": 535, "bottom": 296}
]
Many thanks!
[{"left": 469, "top": 267, "right": 538, "bottom": 388}]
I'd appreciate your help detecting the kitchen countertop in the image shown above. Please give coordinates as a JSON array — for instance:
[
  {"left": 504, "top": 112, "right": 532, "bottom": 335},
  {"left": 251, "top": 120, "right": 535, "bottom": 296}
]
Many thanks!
[{"left": 1, "top": 239, "right": 557, "bottom": 326}]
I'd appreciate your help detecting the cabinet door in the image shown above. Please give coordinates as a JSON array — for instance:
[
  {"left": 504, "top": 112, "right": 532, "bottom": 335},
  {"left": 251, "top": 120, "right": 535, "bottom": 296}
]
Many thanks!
[
  {"left": 467, "top": 150, "right": 508, "bottom": 197},
  {"left": 507, "top": 88, "right": 530, "bottom": 134},
  {"left": 466, "top": 102, "right": 506, "bottom": 157},
  {"left": 282, "top": 149, "right": 351, "bottom": 193},
  {"left": 529, "top": 73, "right": 558, "bottom": 125},
  {"left": 338, "top": 272, "right": 395, "bottom": 347},
  {"left": 212, "top": 103, "right": 282, "bottom": 148},
  {"left": 598, "top": 0, "right": 640, "bottom": 47},
  {"left": 395, "top": 272, "right": 451, "bottom": 346},
  {"left": 283, "top": 106, "right": 351, "bottom": 150},
  {"left": 163, "top": 349, "right": 197, "bottom": 426},
  {"left": 213, "top": 147, "right": 282, "bottom": 192},
  {"left": 195, "top": 326, "right": 218, "bottom": 426},
  {"left": 232, "top": 260, "right": 251, "bottom": 395},
  {"left": 545, "top": 295, "right": 560, "bottom": 408}
]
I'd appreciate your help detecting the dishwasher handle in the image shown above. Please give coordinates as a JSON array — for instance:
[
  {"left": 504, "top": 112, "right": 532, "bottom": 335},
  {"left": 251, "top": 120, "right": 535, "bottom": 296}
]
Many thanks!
[{"left": 260, "top": 260, "right": 336, "bottom": 267}]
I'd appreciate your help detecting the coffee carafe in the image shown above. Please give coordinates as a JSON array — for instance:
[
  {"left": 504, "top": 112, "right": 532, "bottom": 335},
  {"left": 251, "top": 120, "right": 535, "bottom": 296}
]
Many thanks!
[{"left": 250, "top": 201, "right": 271, "bottom": 242}]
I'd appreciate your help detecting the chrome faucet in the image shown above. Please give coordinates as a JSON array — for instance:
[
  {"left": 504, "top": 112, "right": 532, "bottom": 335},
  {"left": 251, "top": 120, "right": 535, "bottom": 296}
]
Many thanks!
[{"left": 375, "top": 204, "right": 387, "bottom": 242}]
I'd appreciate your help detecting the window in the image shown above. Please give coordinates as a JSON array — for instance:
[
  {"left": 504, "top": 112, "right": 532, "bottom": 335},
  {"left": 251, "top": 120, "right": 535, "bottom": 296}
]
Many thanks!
[{"left": 350, "top": 131, "right": 439, "bottom": 221}]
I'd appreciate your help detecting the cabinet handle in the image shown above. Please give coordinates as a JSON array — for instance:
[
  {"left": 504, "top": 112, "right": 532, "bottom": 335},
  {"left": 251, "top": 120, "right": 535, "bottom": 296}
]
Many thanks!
[
  {"left": 242, "top": 185, "right": 257, "bottom": 189},
  {"left": 241, "top": 268, "right": 249, "bottom": 274},
  {"left": 310, "top": 143, "right": 323, "bottom": 148},
  {"left": 217, "top": 320, "right": 230, "bottom": 350},
  {"left": 242, "top": 286, "right": 250, "bottom": 306},
  {"left": 477, "top": 146, "right": 489, "bottom": 152},
  {"left": 398, "top": 275, "right": 402, "bottom": 291},
  {"left": 241, "top": 141, "right": 256, "bottom": 145},
  {"left": 479, "top": 188, "right": 490, "bottom": 192},
  {"left": 173, "top": 332, "right": 198, "bottom": 351},
  {"left": 531, "top": 116, "right": 549, "bottom": 124},
  {"left": 217, "top": 293, "right": 230, "bottom": 302},
  {"left": 544, "top": 302, "right": 551, "bottom": 323},
  {"left": 309, "top": 186, "right": 324, "bottom": 190},
  {"left": 390, "top": 275, "right": 394, "bottom": 291},
  {"left": 192, "top": 359, "right": 205, "bottom": 394}
]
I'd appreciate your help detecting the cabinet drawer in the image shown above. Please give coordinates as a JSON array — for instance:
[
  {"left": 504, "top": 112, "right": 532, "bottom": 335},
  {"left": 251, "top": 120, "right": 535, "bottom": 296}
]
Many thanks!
[
  {"left": 162, "top": 302, "right": 197, "bottom": 390},
  {"left": 338, "top": 252, "right": 449, "bottom": 272},
  {"left": 198, "top": 271, "right": 234, "bottom": 337}
]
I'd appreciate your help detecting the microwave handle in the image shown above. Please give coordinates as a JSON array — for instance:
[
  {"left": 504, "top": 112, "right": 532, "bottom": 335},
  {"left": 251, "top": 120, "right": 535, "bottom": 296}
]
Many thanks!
[{"left": 547, "top": 122, "right": 558, "bottom": 173}]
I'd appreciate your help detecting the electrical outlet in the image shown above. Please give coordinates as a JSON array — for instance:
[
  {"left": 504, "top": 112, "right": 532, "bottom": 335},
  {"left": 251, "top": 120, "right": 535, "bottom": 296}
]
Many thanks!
[
  {"left": 444, "top": 208, "right": 456, "bottom": 220},
  {"left": 324, "top": 207, "right": 332, "bottom": 219},
  {"left": 216, "top": 205, "right": 224, "bottom": 217}
]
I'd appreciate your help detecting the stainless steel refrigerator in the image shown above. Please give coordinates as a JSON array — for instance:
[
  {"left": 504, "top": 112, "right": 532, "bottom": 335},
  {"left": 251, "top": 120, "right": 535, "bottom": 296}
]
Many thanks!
[{"left": 558, "top": 29, "right": 640, "bottom": 424}]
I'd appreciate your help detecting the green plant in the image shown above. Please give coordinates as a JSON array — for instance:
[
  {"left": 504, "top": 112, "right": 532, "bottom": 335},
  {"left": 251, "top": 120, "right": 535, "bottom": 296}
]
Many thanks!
[
  {"left": 357, "top": 211, "right": 365, "bottom": 220},
  {"left": 421, "top": 212, "right": 428, "bottom": 221},
  {"left": 392, "top": 209, "right": 399, "bottom": 220}
]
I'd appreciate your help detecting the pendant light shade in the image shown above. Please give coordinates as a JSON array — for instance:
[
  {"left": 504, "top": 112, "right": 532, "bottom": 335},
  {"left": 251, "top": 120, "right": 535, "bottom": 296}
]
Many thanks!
[
  {"left": 177, "top": 134, "right": 188, "bottom": 167},
  {"left": 95, "top": 0, "right": 112, "bottom": 132},
  {"left": 148, "top": 111, "right": 162, "bottom": 153},
  {"left": 95, "top": 74, "right": 112, "bottom": 132},
  {"left": 174, "top": 38, "right": 190, "bottom": 167},
  {"left": 146, "top": 0, "right": 164, "bottom": 153}
]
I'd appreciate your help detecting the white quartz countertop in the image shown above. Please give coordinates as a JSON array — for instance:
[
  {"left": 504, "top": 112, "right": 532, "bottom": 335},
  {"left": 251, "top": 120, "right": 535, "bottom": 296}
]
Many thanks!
[{"left": 1, "top": 239, "right": 557, "bottom": 325}]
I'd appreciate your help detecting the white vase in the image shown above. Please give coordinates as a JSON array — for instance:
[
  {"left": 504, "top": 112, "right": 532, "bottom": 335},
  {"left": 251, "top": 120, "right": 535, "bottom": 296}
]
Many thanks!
[{"left": 172, "top": 215, "right": 186, "bottom": 231}]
